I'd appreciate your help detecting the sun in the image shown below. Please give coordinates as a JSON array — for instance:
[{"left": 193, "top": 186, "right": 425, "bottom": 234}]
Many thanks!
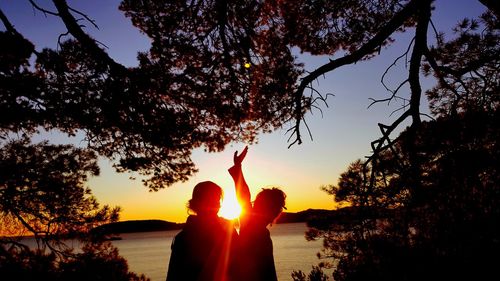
[{"left": 219, "top": 195, "right": 242, "bottom": 220}]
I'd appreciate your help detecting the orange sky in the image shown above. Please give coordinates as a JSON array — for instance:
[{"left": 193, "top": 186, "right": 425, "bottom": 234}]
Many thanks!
[{"left": 89, "top": 135, "right": 344, "bottom": 223}]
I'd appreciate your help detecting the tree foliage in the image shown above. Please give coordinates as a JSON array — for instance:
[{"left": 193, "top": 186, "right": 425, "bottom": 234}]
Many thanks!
[
  {"left": 0, "top": 140, "right": 118, "bottom": 239},
  {"left": 0, "top": 0, "right": 442, "bottom": 190},
  {"left": 0, "top": 140, "right": 146, "bottom": 280},
  {"left": 0, "top": 241, "right": 149, "bottom": 281},
  {"left": 2, "top": 0, "right": 495, "bottom": 190},
  {"left": 303, "top": 6, "right": 500, "bottom": 280},
  {"left": 310, "top": 111, "right": 500, "bottom": 281},
  {"left": 1, "top": 0, "right": 499, "bottom": 280}
]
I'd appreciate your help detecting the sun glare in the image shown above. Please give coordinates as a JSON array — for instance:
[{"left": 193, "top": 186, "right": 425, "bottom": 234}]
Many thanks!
[{"left": 219, "top": 195, "right": 242, "bottom": 220}]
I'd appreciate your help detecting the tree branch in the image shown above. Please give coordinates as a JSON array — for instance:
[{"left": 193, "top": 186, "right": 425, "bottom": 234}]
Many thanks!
[
  {"left": 216, "top": 0, "right": 240, "bottom": 86},
  {"left": 408, "top": 0, "right": 431, "bottom": 127},
  {"left": 478, "top": 0, "right": 500, "bottom": 18},
  {"left": 290, "top": 0, "right": 420, "bottom": 146},
  {"left": 367, "top": 110, "right": 411, "bottom": 163},
  {"left": 0, "top": 9, "right": 16, "bottom": 33},
  {"left": 366, "top": 0, "right": 432, "bottom": 168},
  {"left": 68, "top": 6, "right": 99, "bottom": 29},
  {"left": 432, "top": 52, "right": 500, "bottom": 78},
  {"left": 379, "top": 37, "right": 414, "bottom": 99},
  {"left": 423, "top": 47, "right": 462, "bottom": 100},
  {"left": 29, "top": 0, "right": 59, "bottom": 17},
  {"left": 52, "top": 0, "right": 126, "bottom": 74},
  {"left": 0, "top": 8, "right": 38, "bottom": 56}
]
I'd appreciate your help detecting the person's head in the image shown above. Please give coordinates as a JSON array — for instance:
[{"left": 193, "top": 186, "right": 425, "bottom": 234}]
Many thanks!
[
  {"left": 187, "top": 181, "right": 223, "bottom": 215},
  {"left": 253, "top": 187, "right": 286, "bottom": 224}
]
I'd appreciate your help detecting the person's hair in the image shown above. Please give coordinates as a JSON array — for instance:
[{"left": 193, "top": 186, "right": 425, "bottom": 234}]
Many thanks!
[
  {"left": 253, "top": 187, "right": 286, "bottom": 221},
  {"left": 187, "top": 181, "right": 223, "bottom": 214}
]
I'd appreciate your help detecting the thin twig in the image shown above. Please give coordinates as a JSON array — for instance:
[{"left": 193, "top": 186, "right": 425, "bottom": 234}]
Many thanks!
[
  {"left": 57, "top": 30, "right": 70, "bottom": 49},
  {"left": 302, "top": 117, "right": 313, "bottom": 141},
  {"left": 368, "top": 78, "right": 409, "bottom": 108},
  {"left": 68, "top": 6, "right": 99, "bottom": 29},
  {"left": 29, "top": 0, "right": 59, "bottom": 17},
  {"left": 380, "top": 37, "right": 414, "bottom": 94}
]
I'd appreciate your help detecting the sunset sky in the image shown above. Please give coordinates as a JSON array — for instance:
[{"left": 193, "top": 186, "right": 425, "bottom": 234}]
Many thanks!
[{"left": 0, "top": 0, "right": 487, "bottom": 223}]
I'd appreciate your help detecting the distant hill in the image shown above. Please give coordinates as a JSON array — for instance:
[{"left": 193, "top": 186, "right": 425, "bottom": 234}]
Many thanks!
[
  {"left": 92, "top": 220, "right": 184, "bottom": 235},
  {"left": 277, "top": 206, "right": 396, "bottom": 228},
  {"left": 275, "top": 208, "right": 336, "bottom": 224},
  {"left": 92, "top": 208, "right": 375, "bottom": 235}
]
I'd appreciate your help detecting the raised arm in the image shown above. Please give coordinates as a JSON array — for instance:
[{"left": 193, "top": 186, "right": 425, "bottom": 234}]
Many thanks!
[{"left": 228, "top": 146, "right": 252, "bottom": 223}]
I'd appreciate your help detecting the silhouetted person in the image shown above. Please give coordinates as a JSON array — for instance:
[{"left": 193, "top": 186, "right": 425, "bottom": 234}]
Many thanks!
[
  {"left": 166, "top": 181, "right": 238, "bottom": 281},
  {"left": 229, "top": 147, "right": 287, "bottom": 281}
]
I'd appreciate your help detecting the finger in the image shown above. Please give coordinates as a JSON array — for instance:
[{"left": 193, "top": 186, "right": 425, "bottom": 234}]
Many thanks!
[{"left": 241, "top": 146, "right": 248, "bottom": 159}]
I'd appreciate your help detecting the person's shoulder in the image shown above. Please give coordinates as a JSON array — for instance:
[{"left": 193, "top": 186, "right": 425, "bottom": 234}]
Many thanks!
[
  {"left": 185, "top": 215, "right": 197, "bottom": 224},
  {"left": 173, "top": 215, "right": 196, "bottom": 240},
  {"left": 171, "top": 229, "right": 187, "bottom": 250}
]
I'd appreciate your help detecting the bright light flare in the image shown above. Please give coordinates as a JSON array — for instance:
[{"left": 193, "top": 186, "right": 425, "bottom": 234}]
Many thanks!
[{"left": 219, "top": 195, "right": 242, "bottom": 220}]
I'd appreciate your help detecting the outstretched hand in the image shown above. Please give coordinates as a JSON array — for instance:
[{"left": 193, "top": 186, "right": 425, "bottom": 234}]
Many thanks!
[{"left": 233, "top": 146, "right": 248, "bottom": 166}]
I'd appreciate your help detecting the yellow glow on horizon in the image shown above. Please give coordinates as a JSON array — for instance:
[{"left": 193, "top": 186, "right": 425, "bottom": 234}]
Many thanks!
[
  {"left": 89, "top": 146, "right": 339, "bottom": 224},
  {"left": 219, "top": 194, "right": 242, "bottom": 220}
]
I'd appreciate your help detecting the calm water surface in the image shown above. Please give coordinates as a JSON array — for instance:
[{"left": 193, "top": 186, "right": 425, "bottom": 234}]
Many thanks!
[{"left": 113, "top": 223, "right": 326, "bottom": 281}]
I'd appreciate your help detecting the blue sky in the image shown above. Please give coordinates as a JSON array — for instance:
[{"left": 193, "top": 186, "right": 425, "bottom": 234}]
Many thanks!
[{"left": 0, "top": 0, "right": 488, "bottom": 222}]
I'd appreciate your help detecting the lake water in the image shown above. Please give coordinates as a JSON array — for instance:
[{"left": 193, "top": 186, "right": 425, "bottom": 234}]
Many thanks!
[{"left": 113, "top": 223, "right": 326, "bottom": 281}]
